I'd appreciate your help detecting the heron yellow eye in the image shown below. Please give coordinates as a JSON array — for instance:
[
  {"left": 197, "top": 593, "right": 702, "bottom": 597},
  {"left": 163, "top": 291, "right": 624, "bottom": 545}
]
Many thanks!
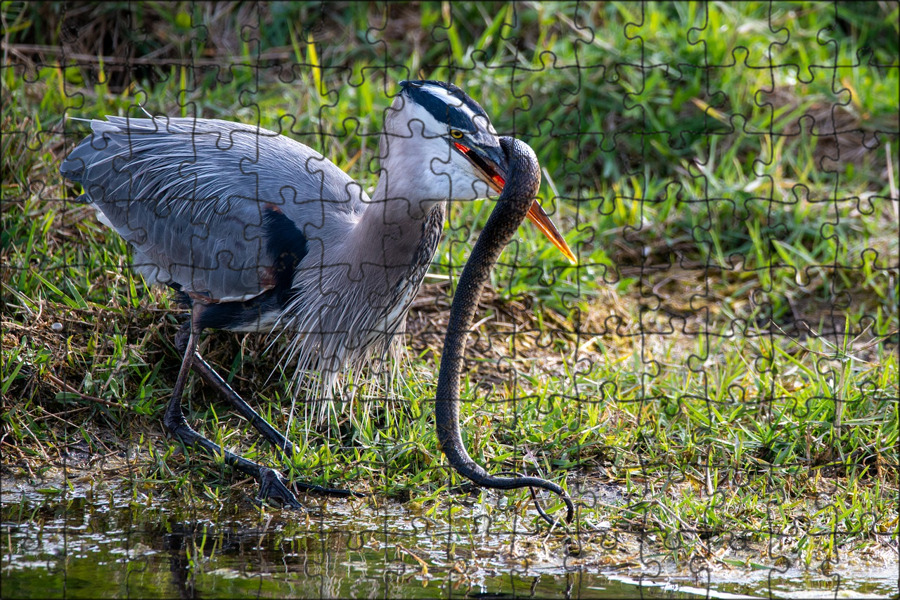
[{"left": 450, "top": 129, "right": 464, "bottom": 139}]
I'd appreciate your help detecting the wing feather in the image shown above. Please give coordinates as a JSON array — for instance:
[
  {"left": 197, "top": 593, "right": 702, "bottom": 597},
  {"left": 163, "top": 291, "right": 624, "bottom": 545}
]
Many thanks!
[{"left": 61, "top": 116, "right": 365, "bottom": 301}]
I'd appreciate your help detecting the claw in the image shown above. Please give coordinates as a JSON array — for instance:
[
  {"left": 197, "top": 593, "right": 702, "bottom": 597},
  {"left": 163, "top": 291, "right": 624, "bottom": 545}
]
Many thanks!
[{"left": 257, "top": 468, "right": 304, "bottom": 510}]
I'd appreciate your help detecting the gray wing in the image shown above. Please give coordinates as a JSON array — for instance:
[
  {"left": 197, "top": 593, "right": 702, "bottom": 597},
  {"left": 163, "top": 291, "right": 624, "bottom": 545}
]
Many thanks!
[{"left": 60, "top": 116, "right": 366, "bottom": 301}]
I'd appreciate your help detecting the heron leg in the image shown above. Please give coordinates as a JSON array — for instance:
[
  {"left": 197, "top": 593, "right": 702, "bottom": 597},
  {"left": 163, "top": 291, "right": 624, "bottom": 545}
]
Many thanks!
[
  {"left": 186, "top": 354, "right": 363, "bottom": 498},
  {"left": 173, "top": 316, "right": 363, "bottom": 498},
  {"left": 162, "top": 318, "right": 304, "bottom": 509},
  {"left": 187, "top": 354, "right": 296, "bottom": 455}
]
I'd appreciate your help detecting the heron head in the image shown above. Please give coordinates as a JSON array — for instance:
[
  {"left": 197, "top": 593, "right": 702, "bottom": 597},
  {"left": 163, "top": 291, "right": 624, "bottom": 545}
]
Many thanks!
[
  {"left": 385, "top": 80, "right": 501, "bottom": 199},
  {"left": 386, "top": 80, "right": 575, "bottom": 263}
]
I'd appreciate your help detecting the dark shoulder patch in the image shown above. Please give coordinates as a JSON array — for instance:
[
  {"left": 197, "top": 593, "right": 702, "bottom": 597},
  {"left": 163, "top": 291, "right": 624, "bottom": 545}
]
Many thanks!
[
  {"left": 194, "top": 206, "right": 307, "bottom": 332},
  {"left": 263, "top": 204, "right": 308, "bottom": 295}
]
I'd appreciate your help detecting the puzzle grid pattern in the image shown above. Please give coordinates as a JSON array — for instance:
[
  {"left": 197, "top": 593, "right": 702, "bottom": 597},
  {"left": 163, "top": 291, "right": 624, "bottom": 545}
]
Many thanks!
[{"left": 8, "top": 2, "right": 898, "bottom": 596}]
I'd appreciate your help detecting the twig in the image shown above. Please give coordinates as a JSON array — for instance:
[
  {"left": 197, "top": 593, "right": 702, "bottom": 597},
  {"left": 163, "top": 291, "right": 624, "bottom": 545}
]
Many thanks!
[
  {"left": 44, "top": 373, "right": 131, "bottom": 410},
  {"left": 396, "top": 543, "right": 430, "bottom": 576}
]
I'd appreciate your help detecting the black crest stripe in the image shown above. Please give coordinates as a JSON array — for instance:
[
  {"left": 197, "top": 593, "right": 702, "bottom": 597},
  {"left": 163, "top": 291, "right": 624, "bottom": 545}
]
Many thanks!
[{"left": 401, "top": 80, "right": 488, "bottom": 133}]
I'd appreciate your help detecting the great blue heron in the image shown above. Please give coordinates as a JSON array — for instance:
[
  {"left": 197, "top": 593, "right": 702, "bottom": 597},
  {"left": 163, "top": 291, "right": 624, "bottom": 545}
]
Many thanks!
[{"left": 60, "top": 80, "right": 574, "bottom": 519}]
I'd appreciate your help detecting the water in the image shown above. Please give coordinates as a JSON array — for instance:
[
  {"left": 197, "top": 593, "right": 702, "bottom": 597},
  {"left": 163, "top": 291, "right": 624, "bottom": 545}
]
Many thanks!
[{"left": 2, "top": 480, "right": 897, "bottom": 599}]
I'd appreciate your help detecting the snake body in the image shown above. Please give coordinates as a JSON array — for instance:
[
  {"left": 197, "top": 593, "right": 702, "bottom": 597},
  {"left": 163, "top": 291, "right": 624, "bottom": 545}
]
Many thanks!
[{"left": 435, "top": 136, "right": 574, "bottom": 525}]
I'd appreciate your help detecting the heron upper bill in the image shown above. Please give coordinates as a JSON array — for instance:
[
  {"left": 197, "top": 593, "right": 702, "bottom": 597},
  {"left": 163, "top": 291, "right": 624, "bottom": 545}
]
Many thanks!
[{"left": 493, "top": 175, "right": 576, "bottom": 264}]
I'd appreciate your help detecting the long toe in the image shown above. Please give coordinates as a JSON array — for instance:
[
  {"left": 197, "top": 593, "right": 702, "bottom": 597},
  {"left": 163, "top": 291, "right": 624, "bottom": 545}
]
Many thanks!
[
  {"left": 257, "top": 468, "right": 304, "bottom": 510},
  {"left": 290, "top": 481, "right": 367, "bottom": 498}
]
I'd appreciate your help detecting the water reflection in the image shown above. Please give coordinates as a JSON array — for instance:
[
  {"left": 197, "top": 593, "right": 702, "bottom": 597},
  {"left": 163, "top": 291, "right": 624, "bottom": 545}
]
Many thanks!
[{"left": 2, "top": 482, "right": 897, "bottom": 599}]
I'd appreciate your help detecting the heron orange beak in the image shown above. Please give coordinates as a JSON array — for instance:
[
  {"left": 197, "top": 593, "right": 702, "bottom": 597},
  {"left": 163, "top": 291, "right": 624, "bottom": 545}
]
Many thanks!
[
  {"left": 455, "top": 140, "right": 577, "bottom": 264},
  {"left": 489, "top": 173, "right": 576, "bottom": 264}
]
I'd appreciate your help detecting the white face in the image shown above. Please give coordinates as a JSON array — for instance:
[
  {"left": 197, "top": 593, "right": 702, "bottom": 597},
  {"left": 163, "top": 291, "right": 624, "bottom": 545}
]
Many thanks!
[{"left": 380, "top": 82, "right": 505, "bottom": 205}]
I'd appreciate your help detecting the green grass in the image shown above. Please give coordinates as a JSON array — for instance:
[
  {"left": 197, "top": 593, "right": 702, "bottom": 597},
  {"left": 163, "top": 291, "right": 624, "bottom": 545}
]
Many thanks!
[{"left": 1, "top": 1, "right": 898, "bottom": 568}]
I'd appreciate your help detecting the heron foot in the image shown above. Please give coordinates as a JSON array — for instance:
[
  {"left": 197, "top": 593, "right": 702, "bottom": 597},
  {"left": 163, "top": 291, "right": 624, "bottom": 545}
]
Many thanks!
[{"left": 257, "top": 468, "right": 304, "bottom": 510}]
